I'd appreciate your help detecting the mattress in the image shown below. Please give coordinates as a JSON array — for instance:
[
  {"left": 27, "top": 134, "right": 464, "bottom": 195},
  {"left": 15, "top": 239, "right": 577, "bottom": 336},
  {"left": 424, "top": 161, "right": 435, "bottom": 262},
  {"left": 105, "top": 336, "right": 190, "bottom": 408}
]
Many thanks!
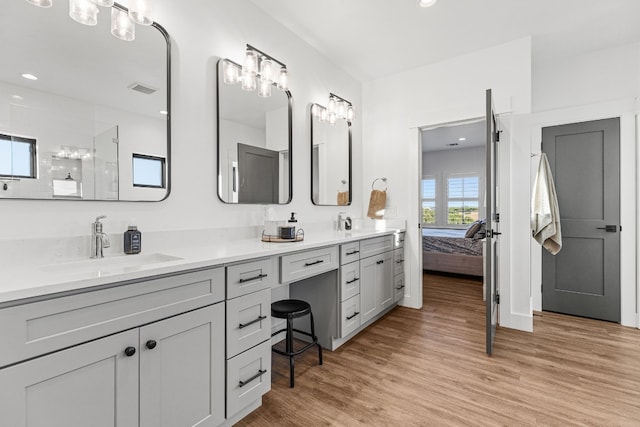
[{"left": 422, "top": 228, "right": 483, "bottom": 256}]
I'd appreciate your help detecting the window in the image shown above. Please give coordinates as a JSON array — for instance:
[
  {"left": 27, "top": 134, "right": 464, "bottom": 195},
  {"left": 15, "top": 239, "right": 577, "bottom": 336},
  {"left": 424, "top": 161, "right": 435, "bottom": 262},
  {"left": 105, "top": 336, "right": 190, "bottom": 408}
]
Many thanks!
[
  {"left": 0, "top": 133, "right": 36, "bottom": 178},
  {"left": 133, "top": 154, "right": 165, "bottom": 188},
  {"left": 421, "top": 177, "right": 436, "bottom": 225},
  {"left": 447, "top": 175, "right": 480, "bottom": 225}
]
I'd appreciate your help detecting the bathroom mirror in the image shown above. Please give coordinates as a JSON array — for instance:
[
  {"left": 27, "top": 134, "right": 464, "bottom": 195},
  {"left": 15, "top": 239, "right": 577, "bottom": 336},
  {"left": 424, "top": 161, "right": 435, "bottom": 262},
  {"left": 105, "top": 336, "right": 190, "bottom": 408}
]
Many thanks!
[
  {"left": 311, "top": 104, "right": 352, "bottom": 206},
  {"left": 0, "top": 1, "right": 170, "bottom": 201},
  {"left": 217, "top": 59, "right": 292, "bottom": 204}
]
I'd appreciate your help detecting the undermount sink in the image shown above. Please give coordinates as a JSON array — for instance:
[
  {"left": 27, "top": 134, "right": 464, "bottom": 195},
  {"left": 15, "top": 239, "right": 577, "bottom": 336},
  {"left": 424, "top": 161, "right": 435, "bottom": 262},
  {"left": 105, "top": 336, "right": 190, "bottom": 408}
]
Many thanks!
[{"left": 39, "top": 253, "right": 184, "bottom": 278}]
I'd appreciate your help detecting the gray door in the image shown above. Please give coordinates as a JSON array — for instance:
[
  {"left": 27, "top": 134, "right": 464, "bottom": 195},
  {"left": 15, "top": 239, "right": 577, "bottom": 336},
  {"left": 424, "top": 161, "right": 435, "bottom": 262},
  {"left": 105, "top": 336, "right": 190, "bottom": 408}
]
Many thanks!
[
  {"left": 542, "top": 118, "right": 620, "bottom": 322},
  {"left": 237, "top": 143, "right": 279, "bottom": 204},
  {"left": 485, "top": 89, "right": 500, "bottom": 356}
]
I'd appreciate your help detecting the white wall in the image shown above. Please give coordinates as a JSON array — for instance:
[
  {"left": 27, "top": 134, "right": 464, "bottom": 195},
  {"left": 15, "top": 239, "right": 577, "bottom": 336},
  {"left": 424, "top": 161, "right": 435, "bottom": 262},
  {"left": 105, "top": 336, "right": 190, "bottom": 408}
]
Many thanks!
[
  {"left": 362, "top": 37, "right": 532, "bottom": 331},
  {"left": 422, "top": 146, "right": 486, "bottom": 227},
  {"left": 0, "top": 0, "right": 363, "bottom": 240}
]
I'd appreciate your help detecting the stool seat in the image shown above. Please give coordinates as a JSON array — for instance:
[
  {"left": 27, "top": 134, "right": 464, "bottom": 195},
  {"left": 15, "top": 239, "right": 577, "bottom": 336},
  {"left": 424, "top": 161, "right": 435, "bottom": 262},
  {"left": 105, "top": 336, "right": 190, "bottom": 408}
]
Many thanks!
[
  {"left": 271, "top": 299, "right": 311, "bottom": 318},
  {"left": 271, "top": 298, "right": 322, "bottom": 388}
]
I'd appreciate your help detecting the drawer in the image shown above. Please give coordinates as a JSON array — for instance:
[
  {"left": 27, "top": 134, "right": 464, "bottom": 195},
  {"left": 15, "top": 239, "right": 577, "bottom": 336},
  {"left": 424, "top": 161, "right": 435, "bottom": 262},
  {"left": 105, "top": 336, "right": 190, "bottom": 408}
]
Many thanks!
[
  {"left": 393, "top": 232, "right": 406, "bottom": 249},
  {"left": 0, "top": 267, "right": 225, "bottom": 368},
  {"left": 340, "top": 241, "right": 360, "bottom": 265},
  {"left": 227, "top": 258, "right": 273, "bottom": 299},
  {"left": 393, "top": 249, "right": 405, "bottom": 276},
  {"left": 227, "top": 340, "right": 271, "bottom": 417},
  {"left": 280, "top": 246, "right": 338, "bottom": 283},
  {"left": 359, "top": 235, "right": 393, "bottom": 259},
  {"left": 394, "top": 273, "right": 405, "bottom": 303},
  {"left": 340, "top": 295, "right": 361, "bottom": 338},
  {"left": 340, "top": 261, "right": 360, "bottom": 302},
  {"left": 227, "top": 288, "right": 271, "bottom": 358}
]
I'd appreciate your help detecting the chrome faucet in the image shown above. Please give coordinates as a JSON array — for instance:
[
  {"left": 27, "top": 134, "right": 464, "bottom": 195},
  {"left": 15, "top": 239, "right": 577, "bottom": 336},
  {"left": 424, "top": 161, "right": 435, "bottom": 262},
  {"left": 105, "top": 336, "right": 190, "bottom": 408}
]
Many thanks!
[{"left": 91, "top": 216, "right": 111, "bottom": 259}]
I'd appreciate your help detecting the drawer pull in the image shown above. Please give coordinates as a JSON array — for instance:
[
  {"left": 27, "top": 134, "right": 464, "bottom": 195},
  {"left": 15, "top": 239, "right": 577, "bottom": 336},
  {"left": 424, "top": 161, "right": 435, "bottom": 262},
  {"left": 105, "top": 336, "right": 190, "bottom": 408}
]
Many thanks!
[
  {"left": 396, "top": 259, "right": 404, "bottom": 264},
  {"left": 346, "top": 277, "right": 359, "bottom": 284},
  {"left": 239, "top": 273, "right": 268, "bottom": 283},
  {"left": 376, "top": 260, "right": 384, "bottom": 265},
  {"left": 239, "top": 369, "right": 267, "bottom": 388},
  {"left": 346, "top": 311, "right": 360, "bottom": 320},
  {"left": 395, "top": 285, "right": 405, "bottom": 290},
  {"left": 346, "top": 250, "right": 360, "bottom": 256},
  {"left": 239, "top": 315, "right": 267, "bottom": 329},
  {"left": 304, "top": 260, "right": 324, "bottom": 267}
]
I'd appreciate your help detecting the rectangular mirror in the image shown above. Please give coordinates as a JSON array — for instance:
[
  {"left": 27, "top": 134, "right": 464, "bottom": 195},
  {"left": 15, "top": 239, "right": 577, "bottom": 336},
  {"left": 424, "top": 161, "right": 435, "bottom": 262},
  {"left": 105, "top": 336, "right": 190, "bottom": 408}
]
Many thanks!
[
  {"left": 311, "top": 104, "right": 352, "bottom": 206},
  {"left": 217, "top": 59, "right": 292, "bottom": 204},
  {"left": 0, "top": 1, "right": 170, "bottom": 201}
]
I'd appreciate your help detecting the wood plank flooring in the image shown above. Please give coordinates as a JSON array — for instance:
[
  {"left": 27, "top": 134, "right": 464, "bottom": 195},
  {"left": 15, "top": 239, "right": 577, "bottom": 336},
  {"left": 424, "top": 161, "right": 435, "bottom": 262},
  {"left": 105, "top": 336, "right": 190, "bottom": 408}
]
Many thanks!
[{"left": 236, "top": 273, "right": 640, "bottom": 426}]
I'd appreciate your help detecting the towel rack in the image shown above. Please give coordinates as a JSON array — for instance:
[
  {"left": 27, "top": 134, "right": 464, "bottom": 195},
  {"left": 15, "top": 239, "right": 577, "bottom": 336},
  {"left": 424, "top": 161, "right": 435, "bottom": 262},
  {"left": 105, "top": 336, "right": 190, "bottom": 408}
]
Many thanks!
[{"left": 371, "top": 177, "right": 388, "bottom": 191}]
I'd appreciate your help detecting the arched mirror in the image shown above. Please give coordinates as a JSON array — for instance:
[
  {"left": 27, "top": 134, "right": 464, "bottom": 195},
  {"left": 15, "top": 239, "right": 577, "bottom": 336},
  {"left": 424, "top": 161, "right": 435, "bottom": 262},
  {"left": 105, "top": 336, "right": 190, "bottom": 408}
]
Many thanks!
[
  {"left": 217, "top": 57, "right": 292, "bottom": 204},
  {"left": 0, "top": 1, "right": 170, "bottom": 201},
  {"left": 310, "top": 103, "right": 352, "bottom": 206}
]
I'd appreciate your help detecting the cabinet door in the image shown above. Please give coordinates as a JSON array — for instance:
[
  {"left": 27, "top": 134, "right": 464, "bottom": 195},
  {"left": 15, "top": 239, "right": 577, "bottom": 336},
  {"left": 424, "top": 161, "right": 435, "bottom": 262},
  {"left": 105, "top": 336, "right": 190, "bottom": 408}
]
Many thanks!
[
  {"left": 139, "top": 303, "right": 225, "bottom": 427},
  {"left": 377, "top": 251, "right": 394, "bottom": 311},
  {"left": 0, "top": 329, "right": 139, "bottom": 427},
  {"left": 360, "top": 255, "right": 379, "bottom": 323}
]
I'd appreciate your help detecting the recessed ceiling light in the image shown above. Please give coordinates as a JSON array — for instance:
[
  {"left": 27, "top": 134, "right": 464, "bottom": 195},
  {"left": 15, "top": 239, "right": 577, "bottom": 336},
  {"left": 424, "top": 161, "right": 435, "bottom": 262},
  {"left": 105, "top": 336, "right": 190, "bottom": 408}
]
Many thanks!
[
  {"left": 419, "top": 0, "right": 438, "bottom": 7},
  {"left": 159, "top": 110, "right": 168, "bottom": 115},
  {"left": 21, "top": 73, "right": 38, "bottom": 81},
  {"left": 11, "top": 95, "right": 24, "bottom": 100},
  {"left": 458, "top": 137, "right": 466, "bottom": 141}
]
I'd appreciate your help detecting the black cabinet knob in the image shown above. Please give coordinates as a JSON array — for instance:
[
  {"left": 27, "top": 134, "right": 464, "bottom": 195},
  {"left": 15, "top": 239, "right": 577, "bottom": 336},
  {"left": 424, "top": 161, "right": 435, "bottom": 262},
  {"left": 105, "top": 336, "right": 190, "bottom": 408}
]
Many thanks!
[
  {"left": 146, "top": 340, "right": 157, "bottom": 350},
  {"left": 124, "top": 346, "right": 136, "bottom": 357}
]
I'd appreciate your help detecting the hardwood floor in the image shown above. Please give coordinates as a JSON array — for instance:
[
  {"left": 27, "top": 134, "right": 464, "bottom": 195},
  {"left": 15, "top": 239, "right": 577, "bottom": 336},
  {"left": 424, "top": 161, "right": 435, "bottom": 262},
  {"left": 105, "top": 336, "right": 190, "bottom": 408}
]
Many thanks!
[{"left": 236, "top": 273, "right": 640, "bottom": 426}]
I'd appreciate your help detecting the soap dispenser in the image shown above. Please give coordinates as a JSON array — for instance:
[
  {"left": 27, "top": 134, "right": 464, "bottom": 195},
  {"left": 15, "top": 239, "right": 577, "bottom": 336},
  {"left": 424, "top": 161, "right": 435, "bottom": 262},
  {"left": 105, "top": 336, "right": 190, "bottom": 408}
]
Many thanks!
[{"left": 279, "top": 212, "right": 297, "bottom": 239}]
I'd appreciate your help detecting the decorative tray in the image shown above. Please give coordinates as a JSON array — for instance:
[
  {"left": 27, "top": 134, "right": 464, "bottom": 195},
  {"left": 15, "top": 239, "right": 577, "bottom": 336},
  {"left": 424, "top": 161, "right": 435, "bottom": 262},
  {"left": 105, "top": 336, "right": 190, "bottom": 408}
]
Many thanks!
[{"left": 261, "top": 229, "right": 304, "bottom": 243}]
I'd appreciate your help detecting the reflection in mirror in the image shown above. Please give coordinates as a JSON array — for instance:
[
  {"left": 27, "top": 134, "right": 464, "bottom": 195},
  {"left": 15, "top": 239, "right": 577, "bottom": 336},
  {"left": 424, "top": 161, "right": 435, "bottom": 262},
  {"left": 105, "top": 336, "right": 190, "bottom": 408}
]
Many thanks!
[
  {"left": 0, "top": 1, "right": 170, "bottom": 201},
  {"left": 311, "top": 103, "right": 352, "bottom": 206},
  {"left": 217, "top": 58, "right": 292, "bottom": 204}
]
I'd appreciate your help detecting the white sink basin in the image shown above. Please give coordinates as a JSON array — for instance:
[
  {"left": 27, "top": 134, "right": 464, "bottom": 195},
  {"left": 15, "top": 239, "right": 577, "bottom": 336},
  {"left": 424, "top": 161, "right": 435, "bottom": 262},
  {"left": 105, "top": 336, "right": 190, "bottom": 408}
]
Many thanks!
[{"left": 40, "top": 253, "right": 184, "bottom": 278}]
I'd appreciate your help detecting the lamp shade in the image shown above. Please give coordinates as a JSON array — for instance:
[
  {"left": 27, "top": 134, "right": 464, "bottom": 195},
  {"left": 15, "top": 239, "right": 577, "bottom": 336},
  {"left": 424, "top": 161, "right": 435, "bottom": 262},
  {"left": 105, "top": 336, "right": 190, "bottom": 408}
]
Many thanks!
[
  {"left": 129, "top": 0, "right": 153, "bottom": 26},
  {"left": 111, "top": 7, "right": 135, "bottom": 41},
  {"left": 25, "top": 0, "right": 53, "bottom": 7},
  {"left": 69, "top": 0, "right": 99, "bottom": 26}
]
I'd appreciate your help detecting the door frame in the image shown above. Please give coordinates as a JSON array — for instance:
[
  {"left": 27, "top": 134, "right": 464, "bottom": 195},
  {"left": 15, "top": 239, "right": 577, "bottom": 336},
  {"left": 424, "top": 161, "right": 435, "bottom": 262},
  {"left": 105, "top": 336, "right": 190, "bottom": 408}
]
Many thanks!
[
  {"left": 407, "top": 95, "right": 513, "bottom": 330},
  {"left": 529, "top": 99, "right": 637, "bottom": 328}
]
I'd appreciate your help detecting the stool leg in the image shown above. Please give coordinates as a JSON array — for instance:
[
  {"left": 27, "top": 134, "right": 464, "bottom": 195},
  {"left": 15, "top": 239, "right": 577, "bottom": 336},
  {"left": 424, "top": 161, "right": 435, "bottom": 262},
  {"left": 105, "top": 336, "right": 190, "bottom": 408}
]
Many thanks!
[
  {"left": 309, "top": 311, "right": 323, "bottom": 366},
  {"left": 287, "top": 314, "right": 295, "bottom": 388}
]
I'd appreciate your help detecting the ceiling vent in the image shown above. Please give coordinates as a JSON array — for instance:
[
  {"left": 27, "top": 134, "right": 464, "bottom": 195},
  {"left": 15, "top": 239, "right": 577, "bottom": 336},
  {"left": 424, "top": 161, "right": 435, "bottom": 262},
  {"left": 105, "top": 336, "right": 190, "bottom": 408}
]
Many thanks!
[{"left": 128, "top": 82, "right": 158, "bottom": 95}]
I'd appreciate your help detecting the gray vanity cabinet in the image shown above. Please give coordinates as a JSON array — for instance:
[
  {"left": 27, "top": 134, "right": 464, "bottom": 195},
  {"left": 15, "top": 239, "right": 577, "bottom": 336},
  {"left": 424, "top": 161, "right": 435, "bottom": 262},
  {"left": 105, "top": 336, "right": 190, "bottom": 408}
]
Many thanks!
[
  {"left": 0, "top": 303, "right": 225, "bottom": 427},
  {"left": 0, "top": 329, "right": 139, "bottom": 427},
  {"left": 359, "top": 236, "right": 395, "bottom": 324},
  {"left": 0, "top": 267, "right": 226, "bottom": 427}
]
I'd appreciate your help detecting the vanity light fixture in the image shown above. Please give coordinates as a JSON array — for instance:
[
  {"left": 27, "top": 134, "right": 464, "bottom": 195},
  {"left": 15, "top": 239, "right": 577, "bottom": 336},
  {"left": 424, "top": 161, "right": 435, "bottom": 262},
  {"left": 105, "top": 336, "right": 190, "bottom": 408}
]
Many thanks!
[
  {"left": 458, "top": 137, "right": 466, "bottom": 141},
  {"left": 222, "top": 44, "right": 289, "bottom": 97},
  {"left": 25, "top": 0, "right": 53, "bottom": 8},
  {"left": 25, "top": 0, "right": 148, "bottom": 42},
  {"left": 21, "top": 73, "right": 38, "bottom": 80},
  {"left": 313, "top": 93, "right": 355, "bottom": 125}
]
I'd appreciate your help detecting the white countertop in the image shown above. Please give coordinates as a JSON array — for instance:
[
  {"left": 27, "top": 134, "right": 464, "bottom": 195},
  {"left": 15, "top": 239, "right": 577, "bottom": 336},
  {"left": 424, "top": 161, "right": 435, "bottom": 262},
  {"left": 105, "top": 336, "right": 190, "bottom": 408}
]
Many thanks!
[{"left": 0, "top": 226, "right": 405, "bottom": 306}]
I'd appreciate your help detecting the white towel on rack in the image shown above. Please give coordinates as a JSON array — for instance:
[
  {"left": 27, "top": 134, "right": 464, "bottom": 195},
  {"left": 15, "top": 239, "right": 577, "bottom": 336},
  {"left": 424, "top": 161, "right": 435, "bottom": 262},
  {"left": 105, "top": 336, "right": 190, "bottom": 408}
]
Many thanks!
[{"left": 531, "top": 153, "right": 562, "bottom": 254}]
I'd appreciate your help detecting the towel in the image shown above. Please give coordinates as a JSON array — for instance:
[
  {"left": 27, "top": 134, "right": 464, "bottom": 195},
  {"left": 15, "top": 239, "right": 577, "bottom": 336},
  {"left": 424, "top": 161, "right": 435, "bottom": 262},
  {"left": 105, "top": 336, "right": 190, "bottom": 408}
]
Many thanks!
[
  {"left": 367, "top": 189, "right": 386, "bottom": 219},
  {"left": 531, "top": 153, "right": 562, "bottom": 254},
  {"left": 337, "top": 191, "right": 349, "bottom": 206}
]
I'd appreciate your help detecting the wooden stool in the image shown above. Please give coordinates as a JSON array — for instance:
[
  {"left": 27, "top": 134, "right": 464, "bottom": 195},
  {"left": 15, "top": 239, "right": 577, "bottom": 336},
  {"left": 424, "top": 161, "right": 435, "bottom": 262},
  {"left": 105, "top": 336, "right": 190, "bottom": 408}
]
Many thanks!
[{"left": 271, "top": 299, "right": 323, "bottom": 388}]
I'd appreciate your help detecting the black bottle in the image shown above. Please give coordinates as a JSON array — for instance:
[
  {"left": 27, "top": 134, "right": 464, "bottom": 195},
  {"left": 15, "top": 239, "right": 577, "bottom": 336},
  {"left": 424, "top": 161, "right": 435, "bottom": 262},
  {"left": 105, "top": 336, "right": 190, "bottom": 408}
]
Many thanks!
[{"left": 124, "top": 226, "right": 142, "bottom": 254}]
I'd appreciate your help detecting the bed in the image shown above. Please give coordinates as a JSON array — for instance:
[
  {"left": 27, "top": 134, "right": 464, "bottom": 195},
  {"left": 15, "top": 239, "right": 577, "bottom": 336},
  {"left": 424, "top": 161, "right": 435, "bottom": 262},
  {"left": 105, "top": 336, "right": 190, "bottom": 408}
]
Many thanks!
[{"left": 422, "top": 227, "right": 484, "bottom": 277}]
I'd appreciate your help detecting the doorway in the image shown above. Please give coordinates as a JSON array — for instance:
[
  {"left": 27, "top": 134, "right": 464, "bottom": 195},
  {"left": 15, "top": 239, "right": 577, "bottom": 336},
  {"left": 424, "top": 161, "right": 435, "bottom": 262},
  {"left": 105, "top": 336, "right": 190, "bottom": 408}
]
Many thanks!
[{"left": 541, "top": 118, "right": 621, "bottom": 322}]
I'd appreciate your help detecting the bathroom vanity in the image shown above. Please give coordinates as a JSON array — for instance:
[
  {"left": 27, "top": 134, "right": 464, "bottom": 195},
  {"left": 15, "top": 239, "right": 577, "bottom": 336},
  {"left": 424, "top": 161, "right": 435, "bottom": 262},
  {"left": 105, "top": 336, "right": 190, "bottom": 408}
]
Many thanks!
[{"left": 0, "top": 226, "right": 405, "bottom": 427}]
